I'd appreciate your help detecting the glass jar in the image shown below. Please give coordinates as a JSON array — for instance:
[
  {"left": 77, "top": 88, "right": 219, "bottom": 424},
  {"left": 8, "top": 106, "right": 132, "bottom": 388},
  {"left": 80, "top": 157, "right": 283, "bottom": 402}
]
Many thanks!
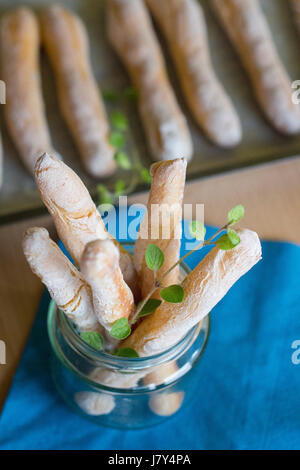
[{"left": 47, "top": 243, "right": 210, "bottom": 429}]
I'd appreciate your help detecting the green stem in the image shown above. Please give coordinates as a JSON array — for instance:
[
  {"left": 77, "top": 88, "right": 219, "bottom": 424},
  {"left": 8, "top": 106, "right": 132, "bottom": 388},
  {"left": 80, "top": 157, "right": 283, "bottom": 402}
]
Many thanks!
[{"left": 130, "top": 222, "right": 229, "bottom": 324}]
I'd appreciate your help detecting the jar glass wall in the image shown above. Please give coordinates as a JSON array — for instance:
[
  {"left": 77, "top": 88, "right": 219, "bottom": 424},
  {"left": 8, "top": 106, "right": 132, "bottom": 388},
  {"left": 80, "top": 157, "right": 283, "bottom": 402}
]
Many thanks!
[{"left": 47, "top": 243, "right": 210, "bottom": 429}]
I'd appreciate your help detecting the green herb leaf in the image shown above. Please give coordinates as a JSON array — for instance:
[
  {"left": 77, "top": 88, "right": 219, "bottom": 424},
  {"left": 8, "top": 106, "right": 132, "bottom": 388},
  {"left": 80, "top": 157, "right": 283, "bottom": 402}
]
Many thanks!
[
  {"left": 80, "top": 331, "right": 104, "bottom": 351},
  {"left": 110, "top": 318, "right": 131, "bottom": 340},
  {"left": 114, "top": 348, "right": 139, "bottom": 358},
  {"left": 138, "top": 298, "right": 162, "bottom": 317},
  {"left": 145, "top": 244, "right": 164, "bottom": 272},
  {"left": 114, "top": 151, "right": 132, "bottom": 170},
  {"left": 124, "top": 86, "right": 138, "bottom": 102},
  {"left": 227, "top": 227, "right": 241, "bottom": 246},
  {"left": 189, "top": 220, "right": 206, "bottom": 241},
  {"left": 97, "top": 184, "right": 113, "bottom": 205},
  {"left": 228, "top": 204, "right": 245, "bottom": 226},
  {"left": 102, "top": 89, "right": 119, "bottom": 102},
  {"left": 140, "top": 167, "right": 152, "bottom": 184},
  {"left": 109, "top": 131, "right": 125, "bottom": 148},
  {"left": 114, "top": 179, "right": 126, "bottom": 197},
  {"left": 217, "top": 233, "right": 239, "bottom": 250},
  {"left": 111, "top": 110, "right": 128, "bottom": 131},
  {"left": 160, "top": 285, "right": 185, "bottom": 303}
]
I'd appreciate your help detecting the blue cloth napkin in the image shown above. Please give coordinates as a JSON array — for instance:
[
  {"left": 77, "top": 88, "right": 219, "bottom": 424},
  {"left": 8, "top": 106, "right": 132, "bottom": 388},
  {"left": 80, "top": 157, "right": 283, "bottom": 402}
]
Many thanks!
[{"left": 1, "top": 214, "right": 300, "bottom": 450}]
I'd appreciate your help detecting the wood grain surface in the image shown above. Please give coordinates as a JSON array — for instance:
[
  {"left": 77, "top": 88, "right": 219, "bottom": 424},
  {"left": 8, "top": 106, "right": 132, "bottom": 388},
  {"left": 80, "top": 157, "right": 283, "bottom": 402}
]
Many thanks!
[{"left": 0, "top": 157, "right": 299, "bottom": 411}]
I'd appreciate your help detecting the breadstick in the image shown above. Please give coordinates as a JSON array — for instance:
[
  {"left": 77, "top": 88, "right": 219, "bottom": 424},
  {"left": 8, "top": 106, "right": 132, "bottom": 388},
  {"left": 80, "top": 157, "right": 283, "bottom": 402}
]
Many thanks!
[
  {"left": 107, "top": 0, "right": 193, "bottom": 162},
  {"left": 146, "top": 0, "right": 241, "bottom": 148},
  {"left": 23, "top": 227, "right": 99, "bottom": 331},
  {"left": 134, "top": 158, "right": 186, "bottom": 297},
  {"left": 144, "top": 362, "right": 184, "bottom": 416},
  {"left": 0, "top": 7, "right": 60, "bottom": 174},
  {"left": 212, "top": 0, "right": 300, "bottom": 135},
  {"left": 35, "top": 153, "right": 138, "bottom": 293},
  {"left": 75, "top": 392, "right": 115, "bottom": 416},
  {"left": 81, "top": 239, "right": 134, "bottom": 331},
  {"left": 40, "top": 5, "right": 115, "bottom": 178},
  {"left": 124, "top": 229, "right": 262, "bottom": 356}
]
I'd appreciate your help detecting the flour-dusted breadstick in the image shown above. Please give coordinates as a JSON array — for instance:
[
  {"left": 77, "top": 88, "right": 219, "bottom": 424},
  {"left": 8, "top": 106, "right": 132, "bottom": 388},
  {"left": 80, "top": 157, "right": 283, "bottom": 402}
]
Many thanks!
[
  {"left": 23, "top": 227, "right": 99, "bottom": 331},
  {"left": 134, "top": 158, "right": 186, "bottom": 297},
  {"left": 40, "top": 5, "right": 115, "bottom": 178},
  {"left": 75, "top": 392, "right": 115, "bottom": 416},
  {"left": 0, "top": 7, "right": 60, "bottom": 174},
  {"left": 146, "top": 0, "right": 241, "bottom": 148},
  {"left": 144, "top": 362, "right": 184, "bottom": 416},
  {"left": 212, "top": 0, "right": 300, "bottom": 135},
  {"left": 107, "top": 0, "right": 193, "bottom": 162},
  {"left": 81, "top": 239, "right": 135, "bottom": 331},
  {"left": 35, "top": 153, "right": 138, "bottom": 293},
  {"left": 124, "top": 229, "right": 262, "bottom": 356}
]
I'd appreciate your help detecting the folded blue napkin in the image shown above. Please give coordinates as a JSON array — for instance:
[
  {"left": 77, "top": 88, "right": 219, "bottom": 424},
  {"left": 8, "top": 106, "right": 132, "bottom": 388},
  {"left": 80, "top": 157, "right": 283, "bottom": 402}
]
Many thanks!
[{"left": 1, "top": 215, "right": 300, "bottom": 450}]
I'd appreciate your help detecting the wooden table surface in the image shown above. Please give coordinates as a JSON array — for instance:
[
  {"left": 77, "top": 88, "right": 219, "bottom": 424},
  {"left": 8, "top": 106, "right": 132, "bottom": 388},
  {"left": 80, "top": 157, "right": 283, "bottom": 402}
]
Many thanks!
[{"left": 0, "top": 157, "right": 300, "bottom": 411}]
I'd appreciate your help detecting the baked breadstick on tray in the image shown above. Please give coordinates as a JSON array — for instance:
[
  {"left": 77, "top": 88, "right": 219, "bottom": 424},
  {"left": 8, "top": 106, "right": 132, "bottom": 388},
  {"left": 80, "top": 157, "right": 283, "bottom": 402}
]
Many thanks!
[
  {"left": 107, "top": 0, "right": 193, "bottom": 162},
  {"left": 123, "top": 229, "right": 262, "bottom": 356},
  {"left": 146, "top": 0, "right": 242, "bottom": 148},
  {"left": 23, "top": 227, "right": 99, "bottom": 332},
  {"left": 212, "top": 0, "right": 300, "bottom": 136},
  {"left": 0, "top": 7, "right": 60, "bottom": 174},
  {"left": 35, "top": 153, "right": 138, "bottom": 293},
  {"left": 40, "top": 5, "right": 116, "bottom": 178},
  {"left": 134, "top": 158, "right": 186, "bottom": 298},
  {"left": 81, "top": 239, "right": 134, "bottom": 331}
]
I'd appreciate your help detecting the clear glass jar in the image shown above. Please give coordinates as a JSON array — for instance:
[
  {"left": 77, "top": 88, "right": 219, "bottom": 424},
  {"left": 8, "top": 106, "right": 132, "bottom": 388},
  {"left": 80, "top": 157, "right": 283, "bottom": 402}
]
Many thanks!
[{"left": 47, "top": 243, "right": 210, "bottom": 429}]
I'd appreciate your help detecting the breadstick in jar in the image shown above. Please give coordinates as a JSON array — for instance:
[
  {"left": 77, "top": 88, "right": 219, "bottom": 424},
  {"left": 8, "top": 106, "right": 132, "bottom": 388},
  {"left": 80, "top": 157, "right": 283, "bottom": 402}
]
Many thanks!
[
  {"left": 212, "top": 0, "right": 300, "bottom": 135},
  {"left": 134, "top": 158, "right": 186, "bottom": 298},
  {"left": 23, "top": 227, "right": 100, "bottom": 332},
  {"left": 35, "top": 153, "right": 138, "bottom": 293},
  {"left": 40, "top": 5, "right": 116, "bottom": 178},
  {"left": 124, "top": 229, "right": 262, "bottom": 356},
  {"left": 0, "top": 7, "right": 60, "bottom": 174},
  {"left": 80, "top": 239, "right": 135, "bottom": 331},
  {"left": 146, "top": 0, "right": 242, "bottom": 148},
  {"left": 107, "top": 0, "right": 193, "bottom": 162}
]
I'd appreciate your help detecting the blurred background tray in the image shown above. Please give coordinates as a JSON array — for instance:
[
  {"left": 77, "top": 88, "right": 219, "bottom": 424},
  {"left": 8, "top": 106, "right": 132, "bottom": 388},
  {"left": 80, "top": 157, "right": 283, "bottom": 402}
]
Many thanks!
[{"left": 1, "top": 0, "right": 300, "bottom": 224}]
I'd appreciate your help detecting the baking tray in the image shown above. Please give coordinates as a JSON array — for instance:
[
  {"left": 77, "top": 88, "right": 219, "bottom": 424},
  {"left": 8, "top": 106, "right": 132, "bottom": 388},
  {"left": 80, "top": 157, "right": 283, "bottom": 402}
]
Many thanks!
[{"left": 0, "top": 0, "right": 300, "bottom": 225}]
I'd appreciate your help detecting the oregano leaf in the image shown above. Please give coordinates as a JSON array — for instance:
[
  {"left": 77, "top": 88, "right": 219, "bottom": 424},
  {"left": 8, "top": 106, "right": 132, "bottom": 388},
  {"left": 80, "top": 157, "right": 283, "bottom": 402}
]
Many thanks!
[
  {"left": 227, "top": 227, "right": 241, "bottom": 246},
  {"left": 80, "top": 331, "right": 104, "bottom": 351},
  {"left": 145, "top": 244, "right": 164, "bottom": 272},
  {"left": 140, "top": 167, "right": 151, "bottom": 184},
  {"left": 138, "top": 298, "right": 162, "bottom": 317},
  {"left": 111, "top": 110, "right": 128, "bottom": 131},
  {"left": 109, "top": 131, "right": 125, "bottom": 148},
  {"left": 114, "top": 348, "right": 139, "bottom": 358},
  {"left": 189, "top": 220, "right": 206, "bottom": 241},
  {"left": 97, "top": 184, "right": 113, "bottom": 205},
  {"left": 217, "top": 233, "right": 239, "bottom": 250},
  {"left": 110, "top": 318, "right": 131, "bottom": 340},
  {"left": 228, "top": 204, "right": 245, "bottom": 226},
  {"left": 160, "top": 285, "right": 185, "bottom": 303},
  {"left": 114, "top": 151, "right": 132, "bottom": 170},
  {"left": 114, "top": 179, "right": 126, "bottom": 197},
  {"left": 102, "top": 89, "right": 119, "bottom": 102}
]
